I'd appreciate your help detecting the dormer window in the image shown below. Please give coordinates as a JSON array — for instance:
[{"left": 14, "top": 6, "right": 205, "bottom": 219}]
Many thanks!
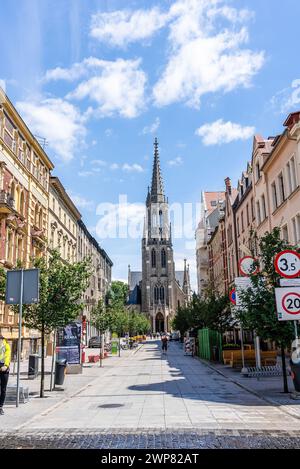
[{"left": 211, "top": 200, "right": 217, "bottom": 207}]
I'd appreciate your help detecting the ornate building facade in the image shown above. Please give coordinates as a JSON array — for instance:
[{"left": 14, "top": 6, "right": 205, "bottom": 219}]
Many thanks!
[{"left": 128, "top": 139, "right": 191, "bottom": 332}]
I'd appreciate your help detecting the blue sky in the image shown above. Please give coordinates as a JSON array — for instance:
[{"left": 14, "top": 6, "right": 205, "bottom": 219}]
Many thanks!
[{"left": 1, "top": 0, "right": 300, "bottom": 289}]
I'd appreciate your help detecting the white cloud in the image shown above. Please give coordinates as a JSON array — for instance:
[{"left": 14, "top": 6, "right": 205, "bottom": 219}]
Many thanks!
[
  {"left": 16, "top": 98, "right": 86, "bottom": 162},
  {"left": 66, "top": 58, "right": 147, "bottom": 118},
  {"left": 105, "top": 128, "right": 113, "bottom": 137},
  {"left": 271, "top": 79, "right": 300, "bottom": 114},
  {"left": 96, "top": 201, "right": 145, "bottom": 239},
  {"left": 90, "top": 8, "right": 169, "bottom": 47},
  {"left": 122, "top": 163, "right": 144, "bottom": 173},
  {"left": 110, "top": 163, "right": 119, "bottom": 170},
  {"left": 195, "top": 119, "right": 255, "bottom": 145},
  {"left": 67, "top": 191, "right": 94, "bottom": 211},
  {"left": 78, "top": 171, "right": 94, "bottom": 177},
  {"left": 168, "top": 156, "right": 183, "bottom": 166},
  {"left": 153, "top": 0, "right": 264, "bottom": 108},
  {"left": 91, "top": 159, "right": 107, "bottom": 166},
  {"left": 142, "top": 117, "right": 160, "bottom": 134}
]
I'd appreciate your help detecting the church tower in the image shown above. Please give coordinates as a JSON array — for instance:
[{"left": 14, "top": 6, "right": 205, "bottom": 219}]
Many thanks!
[{"left": 141, "top": 138, "right": 179, "bottom": 332}]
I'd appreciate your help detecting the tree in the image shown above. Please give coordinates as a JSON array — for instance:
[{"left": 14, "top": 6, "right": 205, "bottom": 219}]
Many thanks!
[
  {"left": 90, "top": 299, "right": 112, "bottom": 366},
  {"left": 236, "top": 227, "right": 299, "bottom": 393},
  {"left": 20, "top": 249, "right": 92, "bottom": 397}
]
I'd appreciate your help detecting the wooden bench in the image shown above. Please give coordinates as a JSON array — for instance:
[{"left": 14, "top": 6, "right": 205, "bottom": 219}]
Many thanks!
[{"left": 224, "top": 350, "right": 277, "bottom": 368}]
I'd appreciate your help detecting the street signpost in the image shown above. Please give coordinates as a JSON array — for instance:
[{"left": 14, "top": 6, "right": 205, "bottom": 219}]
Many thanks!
[
  {"left": 5, "top": 269, "right": 39, "bottom": 407},
  {"left": 275, "top": 287, "right": 300, "bottom": 321},
  {"left": 239, "top": 256, "right": 259, "bottom": 277},
  {"left": 229, "top": 288, "right": 236, "bottom": 305},
  {"left": 274, "top": 250, "right": 300, "bottom": 279}
]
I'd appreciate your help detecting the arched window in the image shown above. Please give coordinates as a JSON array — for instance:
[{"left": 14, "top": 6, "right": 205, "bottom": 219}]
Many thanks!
[
  {"left": 15, "top": 186, "right": 20, "bottom": 212},
  {"left": 154, "top": 286, "right": 159, "bottom": 304},
  {"left": 34, "top": 204, "right": 39, "bottom": 226},
  {"left": 151, "top": 249, "right": 156, "bottom": 268},
  {"left": 160, "top": 286, "right": 165, "bottom": 302},
  {"left": 20, "top": 191, "right": 24, "bottom": 216},
  {"left": 39, "top": 209, "right": 43, "bottom": 229},
  {"left": 10, "top": 181, "right": 15, "bottom": 200},
  {"left": 159, "top": 209, "right": 163, "bottom": 227},
  {"left": 161, "top": 248, "right": 166, "bottom": 268}
]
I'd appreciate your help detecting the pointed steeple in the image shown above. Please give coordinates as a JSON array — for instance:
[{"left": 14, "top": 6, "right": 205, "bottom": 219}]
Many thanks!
[
  {"left": 183, "top": 258, "right": 191, "bottom": 302},
  {"left": 150, "top": 137, "right": 165, "bottom": 203}
]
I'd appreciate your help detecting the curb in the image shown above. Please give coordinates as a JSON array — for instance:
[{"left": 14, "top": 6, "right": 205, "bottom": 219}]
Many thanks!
[{"left": 195, "top": 356, "right": 300, "bottom": 421}]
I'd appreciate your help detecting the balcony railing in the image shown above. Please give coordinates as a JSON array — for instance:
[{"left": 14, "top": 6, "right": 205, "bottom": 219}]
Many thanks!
[{"left": 0, "top": 190, "right": 15, "bottom": 213}]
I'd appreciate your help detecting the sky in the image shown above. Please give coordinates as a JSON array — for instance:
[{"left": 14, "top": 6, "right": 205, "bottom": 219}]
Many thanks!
[{"left": 1, "top": 0, "right": 300, "bottom": 290}]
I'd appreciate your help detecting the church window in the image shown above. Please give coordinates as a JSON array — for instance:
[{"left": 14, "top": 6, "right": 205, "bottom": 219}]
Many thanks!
[
  {"left": 160, "top": 286, "right": 165, "bottom": 302},
  {"left": 154, "top": 286, "right": 159, "bottom": 303},
  {"left": 161, "top": 249, "right": 166, "bottom": 268},
  {"left": 159, "top": 210, "right": 163, "bottom": 227},
  {"left": 151, "top": 249, "right": 156, "bottom": 267}
]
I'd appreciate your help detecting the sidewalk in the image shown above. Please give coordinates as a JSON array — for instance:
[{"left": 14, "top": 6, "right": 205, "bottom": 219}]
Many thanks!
[
  {"left": 195, "top": 356, "right": 300, "bottom": 420},
  {"left": 2, "top": 344, "right": 144, "bottom": 430}
]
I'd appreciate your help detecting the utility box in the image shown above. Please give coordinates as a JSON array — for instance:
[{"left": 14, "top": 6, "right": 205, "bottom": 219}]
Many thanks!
[{"left": 198, "top": 328, "right": 222, "bottom": 361}]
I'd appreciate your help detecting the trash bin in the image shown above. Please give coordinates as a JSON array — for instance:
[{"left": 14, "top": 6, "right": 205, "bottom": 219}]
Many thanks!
[
  {"left": 55, "top": 359, "right": 67, "bottom": 386},
  {"left": 212, "top": 346, "right": 219, "bottom": 362},
  {"left": 290, "top": 359, "right": 300, "bottom": 392},
  {"left": 28, "top": 354, "right": 39, "bottom": 379}
]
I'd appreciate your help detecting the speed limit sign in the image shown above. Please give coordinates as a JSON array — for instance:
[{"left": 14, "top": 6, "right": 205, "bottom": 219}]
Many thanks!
[
  {"left": 274, "top": 250, "right": 300, "bottom": 279},
  {"left": 275, "top": 287, "right": 300, "bottom": 320},
  {"left": 239, "top": 256, "right": 259, "bottom": 276}
]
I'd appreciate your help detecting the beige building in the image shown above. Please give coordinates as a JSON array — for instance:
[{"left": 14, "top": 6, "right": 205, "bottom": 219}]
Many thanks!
[
  {"left": 0, "top": 87, "right": 54, "bottom": 354},
  {"left": 207, "top": 215, "right": 228, "bottom": 296},
  {"left": 48, "top": 176, "right": 80, "bottom": 262}
]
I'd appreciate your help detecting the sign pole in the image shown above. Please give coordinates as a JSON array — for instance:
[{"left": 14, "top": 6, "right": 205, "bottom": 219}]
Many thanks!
[
  {"left": 240, "top": 323, "right": 246, "bottom": 371},
  {"left": 294, "top": 321, "right": 298, "bottom": 341},
  {"left": 16, "top": 269, "right": 24, "bottom": 408}
]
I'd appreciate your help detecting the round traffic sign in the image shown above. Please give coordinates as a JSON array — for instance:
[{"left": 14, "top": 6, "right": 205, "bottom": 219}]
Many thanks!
[
  {"left": 229, "top": 288, "right": 236, "bottom": 305},
  {"left": 239, "top": 256, "right": 259, "bottom": 276},
  {"left": 282, "top": 292, "right": 300, "bottom": 315},
  {"left": 274, "top": 250, "right": 300, "bottom": 279}
]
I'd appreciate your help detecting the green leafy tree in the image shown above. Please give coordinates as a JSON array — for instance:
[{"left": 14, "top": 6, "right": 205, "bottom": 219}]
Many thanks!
[
  {"left": 91, "top": 299, "right": 112, "bottom": 366},
  {"left": 236, "top": 227, "right": 299, "bottom": 393},
  {"left": 0, "top": 267, "right": 6, "bottom": 301},
  {"left": 20, "top": 249, "right": 92, "bottom": 397}
]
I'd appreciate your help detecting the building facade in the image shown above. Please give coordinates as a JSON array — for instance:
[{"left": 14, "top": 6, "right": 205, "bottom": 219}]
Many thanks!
[
  {"left": 0, "top": 87, "right": 54, "bottom": 353},
  {"left": 77, "top": 220, "right": 113, "bottom": 343}
]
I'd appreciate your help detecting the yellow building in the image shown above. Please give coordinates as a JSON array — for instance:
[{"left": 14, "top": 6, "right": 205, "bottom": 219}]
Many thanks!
[{"left": 0, "top": 86, "right": 54, "bottom": 355}]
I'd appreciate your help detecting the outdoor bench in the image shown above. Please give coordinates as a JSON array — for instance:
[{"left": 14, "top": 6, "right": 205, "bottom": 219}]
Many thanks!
[{"left": 241, "top": 365, "right": 287, "bottom": 378}]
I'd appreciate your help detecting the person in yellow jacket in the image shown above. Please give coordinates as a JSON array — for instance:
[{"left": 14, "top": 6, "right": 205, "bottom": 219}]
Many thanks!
[{"left": 0, "top": 334, "right": 11, "bottom": 415}]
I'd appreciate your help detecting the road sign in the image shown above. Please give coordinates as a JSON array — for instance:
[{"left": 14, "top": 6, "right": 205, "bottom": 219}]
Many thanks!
[
  {"left": 6, "top": 269, "right": 39, "bottom": 304},
  {"left": 235, "top": 277, "right": 252, "bottom": 307},
  {"left": 274, "top": 250, "right": 300, "bottom": 279},
  {"left": 275, "top": 287, "right": 300, "bottom": 320},
  {"left": 239, "top": 256, "right": 259, "bottom": 276},
  {"left": 280, "top": 278, "right": 300, "bottom": 287},
  {"left": 229, "top": 288, "right": 236, "bottom": 305}
]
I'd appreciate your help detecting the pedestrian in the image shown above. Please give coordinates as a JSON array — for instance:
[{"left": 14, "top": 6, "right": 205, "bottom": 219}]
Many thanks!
[
  {"left": 0, "top": 334, "right": 11, "bottom": 415},
  {"left": 161, "top": 334, "right": 168, "bottom": 354}
]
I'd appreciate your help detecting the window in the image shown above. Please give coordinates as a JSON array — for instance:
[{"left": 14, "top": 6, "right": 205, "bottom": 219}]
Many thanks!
[
  {"left": 52, "top": 197, "right": 55, "bottom": 211},
  {"left": 256, "top": 201, "right": 261, "bottom": 225},
  {"left": 251, "top": 197, "right": 255, "bottom": 221},
  {"left": 293, "top": 215, "right": 300, "bottom": 244},
  {"left": 161, "top": 249, "right": 166, "bottom": 268},
  {"left": 278, "top": 172, "right": 285, "bottom": 204},
  {"left": 151, "top": 249, "right": 156, "bottom": 268},
  {"left": 256, "top": 162, "right": 261, "bottom": 181},
  {"left": 237, "top": 218, "right": 240, "bottom": 236},
  {"left": 271, "top": 182, "right": 278, "bottom": 211},
  {"left": 160, "top": 286, "right": 165, "bottom": 302},
  {"left": 20, "top": 191, "right": 24, "bottom": 216},
  {"left": 297, "top": 215, "right": 300, "bottom": 244},
  {"left": 287, "top": 156, "right": 298, "bottom": 194},
  {"left": 241, "top": 211, "right": 244, "bottom": 232},
  {"left": 211, "top": 200, "right": 217, "bottom": 207},
  {"left": 282, "top": 225, "right": 289, "bottom": 242},
  {"left": 261, "top": 194, "right": 267, "bottom": 220},
  {"left": 246, "top": 204, "right": 250, "bottom": 226}
]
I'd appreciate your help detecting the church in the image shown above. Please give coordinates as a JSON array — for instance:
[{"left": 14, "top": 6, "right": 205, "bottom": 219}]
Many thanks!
[{"left": 128, "top": 138, "right": 191, "bottom": 333}]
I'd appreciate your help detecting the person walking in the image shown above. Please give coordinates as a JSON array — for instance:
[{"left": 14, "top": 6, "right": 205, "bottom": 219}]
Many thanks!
[
  {"left": 161, "top": 334, "right": 168, "bottom": 354},
  {"left": 0, "top": 334, "right": 11, "bottom": 415}
]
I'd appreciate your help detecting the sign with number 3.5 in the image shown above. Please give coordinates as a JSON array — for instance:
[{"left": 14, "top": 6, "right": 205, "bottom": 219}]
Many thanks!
[{"left": 274, "top": 250, "right": 300, "bottom": 279}]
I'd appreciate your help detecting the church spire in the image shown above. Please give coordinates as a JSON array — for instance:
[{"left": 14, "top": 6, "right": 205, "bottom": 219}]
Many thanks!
[{"left": 150, "top": 137, "right": 165, "bottom": 203}]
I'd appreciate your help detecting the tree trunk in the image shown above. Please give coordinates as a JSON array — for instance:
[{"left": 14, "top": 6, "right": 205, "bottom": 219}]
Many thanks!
[
  {"left": 40, "top": 321, "right": 45, "bottom": 398},
  {"left": 49, "top": 330, "right": 56, "bottom": 392},
  {"left": 99, "top": 331, "right": 103, "bottom": 368},
  {"left": 281, "top": 344, "right": 289, "bottom": 393}
]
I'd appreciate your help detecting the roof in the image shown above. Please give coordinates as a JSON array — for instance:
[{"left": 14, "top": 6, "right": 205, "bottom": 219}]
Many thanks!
[
  {"left": 203, "top": 191, "right": 225, "bottom": 216},
  {"left": 50, "top": 176, "right": 81, "bottom": 220}
]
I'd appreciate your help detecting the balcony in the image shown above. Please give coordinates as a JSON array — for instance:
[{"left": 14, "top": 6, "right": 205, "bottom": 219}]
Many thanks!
[{"left": 0, "top": 190, "right": 15, "bottom": 214}]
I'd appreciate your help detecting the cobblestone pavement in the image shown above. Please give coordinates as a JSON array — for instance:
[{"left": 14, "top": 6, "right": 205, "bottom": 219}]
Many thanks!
[{"left": 1, "top": 429, "right": 300, "bottom": 449}]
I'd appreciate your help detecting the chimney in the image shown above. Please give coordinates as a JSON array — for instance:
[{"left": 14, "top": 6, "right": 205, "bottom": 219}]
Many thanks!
[{"left": 224, "top": 177, "right": 232, "bottom": 195}]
